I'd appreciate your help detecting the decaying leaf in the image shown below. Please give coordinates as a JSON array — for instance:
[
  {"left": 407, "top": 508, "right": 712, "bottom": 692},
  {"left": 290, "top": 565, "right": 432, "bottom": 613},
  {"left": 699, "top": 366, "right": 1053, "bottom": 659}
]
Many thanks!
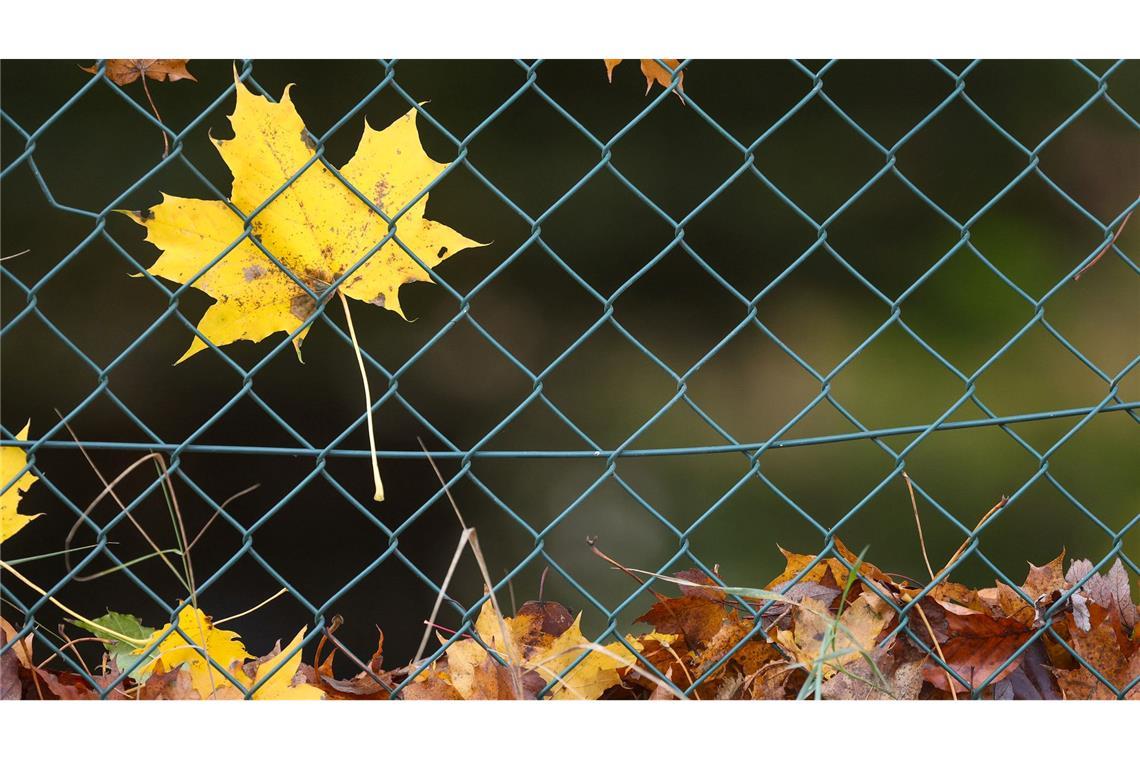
[
  {"left": 1065, "top": 558, "right": 1138, "bottom": 631},
  {"left": 766, "top": 539, "right": 890, "bottom": 592},
  {"left": 1, "top": 628, "right": 22, "bottom": 700},
  {"left": 776, "top": 592, "right": 894, "bottom": 679},
  {"left": 128, "top": 74, "right": 485, "bottom": 363},
  {"left": 604, "top": 59, "right": 686, "bottom": 99},
  {"left": 1, "top": 421, "right": 40, "bottom": 543},
  {"left": 820, "top": 637, "right": 927, "bottom": 700},
  {"left": 81, "top": 59, "right": 196, "bottom": 86},
  {"left": 427, "top": 600, "right": 633, "bottom": 700},
  {"left": 1053, "top": 604, "right": 1140, "bottom": 699},
  {"left": 399, "top": 669, "right": 463, "bottom": 700},
  {"left": 81, "top": 60, "right": 196, "bottom": 156},
  {"left": 9, "top": 544, "right": 1136, "bottom": 700},
  {"left": 919, "top": 599, "right": 1033, "bottom": 693},
  {"left": 139, "top": 661, "right": 198, "bottom": 700},
  {"left": 0, "top": 617, "right": 34, "bottom": 670}
]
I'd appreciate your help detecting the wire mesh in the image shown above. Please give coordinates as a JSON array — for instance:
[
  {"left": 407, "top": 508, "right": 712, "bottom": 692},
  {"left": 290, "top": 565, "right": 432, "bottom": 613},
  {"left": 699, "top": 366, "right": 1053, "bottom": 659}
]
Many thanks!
[{"left": 1, "top": 58, "right": 1138, "bottom": 699}]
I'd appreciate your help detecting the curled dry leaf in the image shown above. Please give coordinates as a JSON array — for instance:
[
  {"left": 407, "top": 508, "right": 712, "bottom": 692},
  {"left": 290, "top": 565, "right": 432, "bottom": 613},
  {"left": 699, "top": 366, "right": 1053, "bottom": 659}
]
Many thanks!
[
  {"left": 604, "top": 59, "right": 685, "bottom": 99},
  {"left": 1065, "top": 558, "right": 1138, "bottom": 631},
  {"left": 81, "top": 60, "right": 196, "bottom": 86}
]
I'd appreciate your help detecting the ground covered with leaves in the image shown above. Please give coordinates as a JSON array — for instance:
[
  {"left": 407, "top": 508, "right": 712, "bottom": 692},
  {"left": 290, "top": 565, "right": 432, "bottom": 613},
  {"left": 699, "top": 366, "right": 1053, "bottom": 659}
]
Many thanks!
[{"left": 3, "top": 541, "right": 1137, "bottom": 700}]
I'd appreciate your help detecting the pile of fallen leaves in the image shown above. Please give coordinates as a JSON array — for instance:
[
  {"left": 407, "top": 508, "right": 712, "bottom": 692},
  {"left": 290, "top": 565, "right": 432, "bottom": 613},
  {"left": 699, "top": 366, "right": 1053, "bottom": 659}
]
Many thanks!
[{"left": 4, "top": 542, "right": 1136, "bottom": 700}]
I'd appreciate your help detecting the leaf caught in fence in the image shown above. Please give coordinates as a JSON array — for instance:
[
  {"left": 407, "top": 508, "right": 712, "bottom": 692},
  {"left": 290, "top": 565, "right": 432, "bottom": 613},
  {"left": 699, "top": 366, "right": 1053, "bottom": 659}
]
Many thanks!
[
  {"left": 604, "top": 59, "right": 686, "bottom": 99},
  {"left": 82, "top": 59, "right": 196, "bottom": 86},
  {"left": 81, "top": 60, "right": 196, "bottom": 156},
  {"left": 1, "top": 421, "right": 40, "bottom": 544},
  {"left": 127, "top": 73, "right": 486, "bottom": 363}
]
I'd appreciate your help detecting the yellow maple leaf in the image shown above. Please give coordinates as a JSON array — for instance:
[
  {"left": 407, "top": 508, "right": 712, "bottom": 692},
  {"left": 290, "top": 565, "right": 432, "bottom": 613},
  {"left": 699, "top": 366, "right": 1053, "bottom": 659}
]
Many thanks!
[
  {"left": 1, "top": 421, "right": 41, "bottom": 543},
  {"left": 128, "top": 74, "right": 486, "bottom": 363},
  {"left": 132, "top": 606, "right": 250, "bottom": 698},
  {"left": 245, "top": 628, "right": 323, "bottom": 700},
  {"left": 524, "top": 613, "right": 636, "bottom": 700}
]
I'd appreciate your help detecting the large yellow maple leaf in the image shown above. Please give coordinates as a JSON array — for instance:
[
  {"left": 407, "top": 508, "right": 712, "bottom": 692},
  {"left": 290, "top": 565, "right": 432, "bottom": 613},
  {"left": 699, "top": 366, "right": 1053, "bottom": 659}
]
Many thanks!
[
  {"left": 131, "top": 606, "right": 251, "bottom": 698},
  {"left": 128, "top": 75, "right": 485, "bottom": 363},
  {"left": 1, "top": 421, "right": 41, "bottom": 543}
]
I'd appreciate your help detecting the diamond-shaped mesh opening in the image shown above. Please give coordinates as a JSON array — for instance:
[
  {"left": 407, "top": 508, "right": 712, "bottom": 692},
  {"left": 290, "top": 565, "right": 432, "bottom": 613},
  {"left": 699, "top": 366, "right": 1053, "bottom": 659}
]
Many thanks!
[
  {"left": 2, "top": 58, "right": 1136, "bottom": 700},
  {"left": 895, "top": 96, "right": 1030, "bottom": 221}
]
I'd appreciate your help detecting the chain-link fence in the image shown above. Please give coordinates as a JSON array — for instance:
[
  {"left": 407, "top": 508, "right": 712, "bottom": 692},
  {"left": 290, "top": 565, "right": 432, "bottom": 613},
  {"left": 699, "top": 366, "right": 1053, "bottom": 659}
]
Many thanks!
[{"left": 2, "top": 59, "right": 1137, "bottom": 699}]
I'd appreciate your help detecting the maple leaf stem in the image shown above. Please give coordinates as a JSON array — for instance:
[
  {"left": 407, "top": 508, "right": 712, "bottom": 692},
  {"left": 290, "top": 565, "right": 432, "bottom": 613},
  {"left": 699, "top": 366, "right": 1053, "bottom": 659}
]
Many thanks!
[
  {"left": 139, "top": 74, "right": 170, "bottom": 157},
  {"left": 337, "top": 290, "right": 384, "bottom": 503}
]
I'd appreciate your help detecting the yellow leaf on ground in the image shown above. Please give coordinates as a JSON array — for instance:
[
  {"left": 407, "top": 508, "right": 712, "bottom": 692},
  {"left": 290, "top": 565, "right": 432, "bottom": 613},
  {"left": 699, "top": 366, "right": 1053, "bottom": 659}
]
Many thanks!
[
  {"left": 128, "top": 74, "right": 486, "bottom": 363},
  {"left": 1, "top": 421, "right": 41, "bottom": 543},
  {"left": 525, "top": 613, "right": 636, "bottom": 700},
  {"left": 132, "top": 606, "right": 250, "bottom": 698},
  {"left": 246, "top": 628, "right": 323, "bottom": 700},
  {"left": 440, "top": 638, "right": 492, "bottom": 699}
]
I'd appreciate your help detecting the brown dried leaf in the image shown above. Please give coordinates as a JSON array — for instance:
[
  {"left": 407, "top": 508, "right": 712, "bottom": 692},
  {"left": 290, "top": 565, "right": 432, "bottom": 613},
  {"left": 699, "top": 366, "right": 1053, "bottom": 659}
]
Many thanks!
[
  {"left": 1022, "top": 550, "right": 1067, "bottom": 599},
  {"left": 635, "top": 596, "right": 728, "bottom": 650},
  {"left": 0, "top": 618, "right": 33, "bottom": 669},
  {"left": 821, "top": 638, "right": 927, "bottom": 700},
  {"left": 81, "top": 59, "right": 196, "bottom": 86},
  {"left": 920, "top": 599, "right": 1033, "bottom": 693},
  {"left": 1, "top": 629, "right": 21, "bottom": 700},
  {"left": 1065, "top": 558, "right": 1138, "bottom": 630},
  {"left": 604, "top": 59, "right": 685, "bottom": 99},
  {"left": 767, "top": 539, "right": 889, "bottom": 592},
  {"left": 400, "top": 670, "right": 463, "bottom": 700},
  {"left": 1054, "top": 604, "right": 1140, "bottom": 699},
  {"left": 140, "top": 661, "right": 197, "bottom": 700}
]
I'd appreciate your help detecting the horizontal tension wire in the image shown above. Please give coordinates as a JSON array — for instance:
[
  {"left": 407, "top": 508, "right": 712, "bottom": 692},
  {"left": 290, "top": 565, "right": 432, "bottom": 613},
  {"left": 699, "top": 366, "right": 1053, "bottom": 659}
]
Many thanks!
[{"left": 6, "top": 401, "right": 1137, "bottom": 460}]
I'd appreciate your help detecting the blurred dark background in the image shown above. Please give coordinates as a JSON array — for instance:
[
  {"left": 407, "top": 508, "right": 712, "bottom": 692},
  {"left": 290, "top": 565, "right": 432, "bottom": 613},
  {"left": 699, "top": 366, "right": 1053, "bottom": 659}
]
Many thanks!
[{"left": 2, "top": 59, "right": 1137, "bottom": 671}]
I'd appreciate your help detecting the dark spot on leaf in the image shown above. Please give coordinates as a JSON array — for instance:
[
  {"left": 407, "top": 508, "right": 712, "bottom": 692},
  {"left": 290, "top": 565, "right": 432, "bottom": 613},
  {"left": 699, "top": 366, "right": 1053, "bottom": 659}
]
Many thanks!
[
  {"left": 291, "top": 292, "right": 317, "bottom": 321},
  {"left": 301, "top": 130, "right": 317, "bottom": 151},
  {"left": 373, "top": 180, "right": 390, "bottom": 208},
  {"left": 437, "top": 247, "right": 448, "bottom": 259},
  {"left": 138, "top": 209, "right": 155, "bottom": 221},
  {"left": 370, "top": 293, "right": 386, "bottom": 307},
  {"left": 243, "top": 265, "right": 266, "bottom": 282}
]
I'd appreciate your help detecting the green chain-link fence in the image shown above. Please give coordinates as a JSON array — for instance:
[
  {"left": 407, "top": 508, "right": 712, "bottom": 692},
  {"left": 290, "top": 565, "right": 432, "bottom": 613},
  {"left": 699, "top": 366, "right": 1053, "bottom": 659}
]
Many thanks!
[{"left": 2, "top": 59, "right": 1137, "bottom": 699}]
